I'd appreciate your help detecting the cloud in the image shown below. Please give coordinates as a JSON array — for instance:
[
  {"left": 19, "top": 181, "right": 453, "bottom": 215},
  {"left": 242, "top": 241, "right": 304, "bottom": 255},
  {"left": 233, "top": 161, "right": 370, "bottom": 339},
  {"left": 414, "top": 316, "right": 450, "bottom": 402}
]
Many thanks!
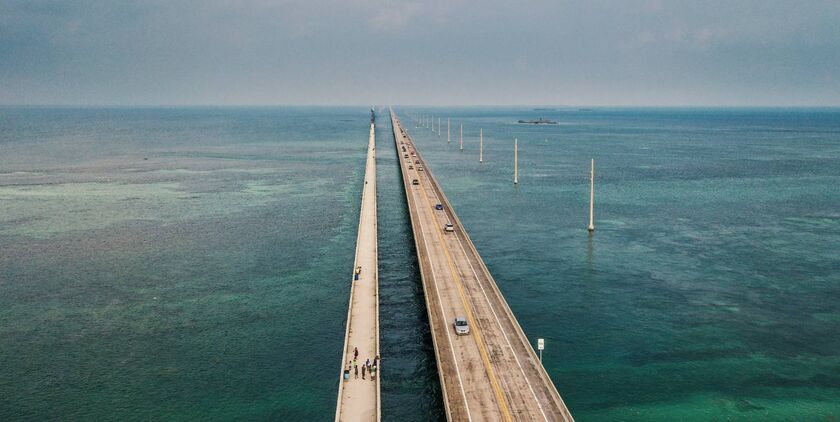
[
  {"left": 1, "top": 0, "right": 839, "bottom": 105},
  {"left": 644, "top": 0, "right": 663, "bottom": 13},
  {"left": 367, "top": 2, "right": 421, "bottom": 31}
]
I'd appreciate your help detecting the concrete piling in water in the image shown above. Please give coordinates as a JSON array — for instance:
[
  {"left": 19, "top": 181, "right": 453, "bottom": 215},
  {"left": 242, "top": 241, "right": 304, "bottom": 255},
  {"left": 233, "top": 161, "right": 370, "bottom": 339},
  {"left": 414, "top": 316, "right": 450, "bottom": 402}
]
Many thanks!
[
  {"left": 588, "top": 159, "right": 595, "bottom": 232},
  {"left": 514, "top": 138, "right": 519, "bottom": 185},
  {"left": 479, "top": 129, "right": 484, "bottom": 163},
  {"left": 460, "top": 124, "right": 463, "bottom": 150}
]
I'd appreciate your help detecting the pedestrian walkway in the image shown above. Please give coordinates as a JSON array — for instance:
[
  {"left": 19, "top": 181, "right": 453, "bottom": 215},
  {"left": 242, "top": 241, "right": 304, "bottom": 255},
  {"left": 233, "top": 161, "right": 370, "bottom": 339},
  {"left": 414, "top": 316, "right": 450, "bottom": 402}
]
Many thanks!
[{"left": 335, "top": 122, "right": 380, "bottom": 422}]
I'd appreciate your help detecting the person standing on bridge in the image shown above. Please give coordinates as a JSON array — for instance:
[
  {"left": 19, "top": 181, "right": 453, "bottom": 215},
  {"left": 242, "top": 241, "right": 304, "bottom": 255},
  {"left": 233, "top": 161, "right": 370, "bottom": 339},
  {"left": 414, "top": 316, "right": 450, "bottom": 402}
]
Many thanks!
[
  {"left": 354, "top": 363, "right": 359, "bottom": 379},
  {"left": 361, "top": 364, "right": 366, "bottom": 380},
  {"left": 354, "top": 347, "right": 358, "bottom": 360}
]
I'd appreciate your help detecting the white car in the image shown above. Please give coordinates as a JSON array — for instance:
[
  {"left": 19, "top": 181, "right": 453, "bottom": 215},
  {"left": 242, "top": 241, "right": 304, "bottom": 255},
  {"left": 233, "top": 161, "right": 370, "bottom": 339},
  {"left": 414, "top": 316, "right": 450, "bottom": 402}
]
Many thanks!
[
  {"left": 443, "top": 223, "right": 454, "bottom": 232},
  {"left": 453, "top": 317, "right": 470, "bottom": 335}
]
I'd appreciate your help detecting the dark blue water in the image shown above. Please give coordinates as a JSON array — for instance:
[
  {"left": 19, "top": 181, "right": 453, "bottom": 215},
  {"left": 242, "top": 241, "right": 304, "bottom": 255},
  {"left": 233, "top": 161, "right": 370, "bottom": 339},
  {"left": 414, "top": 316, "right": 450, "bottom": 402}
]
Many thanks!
[{"left": 376, "top": 117, "right": 444, "bottom": 421}]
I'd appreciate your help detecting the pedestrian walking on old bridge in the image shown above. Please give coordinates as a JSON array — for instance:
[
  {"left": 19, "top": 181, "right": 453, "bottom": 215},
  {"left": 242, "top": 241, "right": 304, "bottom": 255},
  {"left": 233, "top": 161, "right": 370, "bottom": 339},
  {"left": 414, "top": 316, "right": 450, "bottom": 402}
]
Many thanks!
[
  {"left": 361, "top": 364, "right": 366, "bottom": 380},
  {"left": 354, "top": 363, "right": 359, "bottom": 379}
]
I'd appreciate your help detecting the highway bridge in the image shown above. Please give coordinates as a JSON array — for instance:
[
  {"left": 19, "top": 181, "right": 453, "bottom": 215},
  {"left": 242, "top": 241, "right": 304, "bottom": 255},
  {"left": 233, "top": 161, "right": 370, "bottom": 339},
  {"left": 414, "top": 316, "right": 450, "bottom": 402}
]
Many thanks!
[{"left": 389, "top": 109, "right": 574, "bottom": 421}]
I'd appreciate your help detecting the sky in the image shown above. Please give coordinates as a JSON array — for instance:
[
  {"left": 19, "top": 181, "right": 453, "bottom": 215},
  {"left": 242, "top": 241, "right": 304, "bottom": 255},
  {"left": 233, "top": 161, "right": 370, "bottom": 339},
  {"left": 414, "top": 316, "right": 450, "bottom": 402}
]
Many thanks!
[{"left": 1, "top": 0, "right": 840, "bottom": 106}]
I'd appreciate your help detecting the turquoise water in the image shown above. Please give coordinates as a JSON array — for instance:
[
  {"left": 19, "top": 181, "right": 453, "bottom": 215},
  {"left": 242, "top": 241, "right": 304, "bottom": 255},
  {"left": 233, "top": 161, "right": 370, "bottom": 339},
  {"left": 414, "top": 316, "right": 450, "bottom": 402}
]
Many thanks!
[
  {"left": 0, "top": 107, "right": 363, "bottom": 419},
  {"left": 1, "top": 106, "right": 839, "bottom": 420}
]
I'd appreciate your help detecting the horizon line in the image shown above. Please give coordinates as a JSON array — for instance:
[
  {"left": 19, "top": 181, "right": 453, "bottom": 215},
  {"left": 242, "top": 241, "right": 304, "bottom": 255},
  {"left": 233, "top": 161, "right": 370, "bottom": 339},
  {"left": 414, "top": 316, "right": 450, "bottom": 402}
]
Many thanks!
[{"left": 2, "top": 103, "right": 840, "bottom": 109}]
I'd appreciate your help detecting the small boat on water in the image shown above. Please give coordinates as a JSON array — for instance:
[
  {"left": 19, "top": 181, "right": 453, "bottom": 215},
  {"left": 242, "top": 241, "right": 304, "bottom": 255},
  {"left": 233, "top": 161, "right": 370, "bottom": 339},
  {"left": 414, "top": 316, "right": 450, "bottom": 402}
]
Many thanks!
[{"left": 518, "top": 118, "right": 558, "bottom": 124}]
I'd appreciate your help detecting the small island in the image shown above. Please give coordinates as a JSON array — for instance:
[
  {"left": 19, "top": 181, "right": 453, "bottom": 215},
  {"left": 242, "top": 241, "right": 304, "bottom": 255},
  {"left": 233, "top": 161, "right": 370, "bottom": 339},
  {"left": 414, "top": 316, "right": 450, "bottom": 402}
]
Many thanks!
[{"left": 518, "top": 118, "right": 558, "bottom": 124}]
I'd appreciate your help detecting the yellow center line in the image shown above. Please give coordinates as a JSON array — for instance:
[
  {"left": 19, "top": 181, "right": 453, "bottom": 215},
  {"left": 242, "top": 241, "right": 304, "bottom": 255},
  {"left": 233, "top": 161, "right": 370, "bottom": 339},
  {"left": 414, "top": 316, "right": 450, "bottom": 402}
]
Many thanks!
[
  {"left": 394, "top": 122, "right": 474, "bottom": 422},
  {"left": 412, "top": 142, "right": 513, "bottom": 422}
]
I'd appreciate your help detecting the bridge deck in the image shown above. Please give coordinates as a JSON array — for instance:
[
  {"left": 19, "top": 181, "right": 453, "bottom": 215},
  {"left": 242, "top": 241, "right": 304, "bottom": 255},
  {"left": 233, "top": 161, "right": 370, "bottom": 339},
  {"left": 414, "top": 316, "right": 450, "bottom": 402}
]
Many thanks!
[
  {"left": 390, "top": 110, "right": 574, "bottom": 422},
  {"left": 335, "top": 122, "right": 380, "bottom": 422}
]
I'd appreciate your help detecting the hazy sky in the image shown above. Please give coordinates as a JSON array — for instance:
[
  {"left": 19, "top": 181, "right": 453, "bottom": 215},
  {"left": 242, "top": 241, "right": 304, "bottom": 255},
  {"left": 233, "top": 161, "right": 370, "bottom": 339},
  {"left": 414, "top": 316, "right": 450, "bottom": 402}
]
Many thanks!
[{"left": 2, "top": 0, "right": 840, "bottom": 106}]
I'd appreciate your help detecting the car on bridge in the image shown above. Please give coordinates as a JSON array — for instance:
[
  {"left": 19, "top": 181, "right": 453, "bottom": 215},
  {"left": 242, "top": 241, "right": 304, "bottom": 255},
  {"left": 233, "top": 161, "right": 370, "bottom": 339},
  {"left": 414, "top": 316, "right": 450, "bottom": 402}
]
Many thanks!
[
  {"left": 435, "top": 203, "right": 443, "bottom": 210},
  {"left": 453, "top": 317, "right": 470, "bottom": 335},
  {"left": 418, "top": 167, "right": 424, "bottom": 171},
  {"left": 408, "top": 165, "right": 414, "bottom": 170},
  {"left": 412, "top": 179, "right": 419, "bottom": 185},
  {"left": 443, "top": 223, "right": 454, "bottom": 232}
]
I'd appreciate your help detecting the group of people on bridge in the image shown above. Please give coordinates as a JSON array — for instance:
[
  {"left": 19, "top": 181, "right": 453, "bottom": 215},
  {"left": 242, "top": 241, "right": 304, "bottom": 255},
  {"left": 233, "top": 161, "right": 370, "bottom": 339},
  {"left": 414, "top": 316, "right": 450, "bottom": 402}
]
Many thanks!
[{"left": 344, "top": 346, "right": 379, "bottom": 382}]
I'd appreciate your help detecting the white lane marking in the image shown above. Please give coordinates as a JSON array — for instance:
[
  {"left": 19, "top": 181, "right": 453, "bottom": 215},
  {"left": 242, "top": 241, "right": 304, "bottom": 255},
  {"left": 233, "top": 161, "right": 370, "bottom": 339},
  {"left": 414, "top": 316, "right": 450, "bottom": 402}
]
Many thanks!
[
  {"left": 399, "top": 128, "right": 473, "bottom": 422},
  {"left": 451, "top": 232, "right": 553, "bottom": 422},
  {"left": 423, "top": 176, "right": 553, "bottom": 422},
  {"left": 409, "top": 136, "right": 520, "bottom": 420}
]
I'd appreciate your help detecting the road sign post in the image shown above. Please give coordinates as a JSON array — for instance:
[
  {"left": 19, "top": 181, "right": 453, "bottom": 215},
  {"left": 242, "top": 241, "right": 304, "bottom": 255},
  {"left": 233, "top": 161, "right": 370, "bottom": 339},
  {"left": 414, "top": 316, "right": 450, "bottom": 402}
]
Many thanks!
[{"left": 537, "top": 338, "right": 545, "bottom": 363}]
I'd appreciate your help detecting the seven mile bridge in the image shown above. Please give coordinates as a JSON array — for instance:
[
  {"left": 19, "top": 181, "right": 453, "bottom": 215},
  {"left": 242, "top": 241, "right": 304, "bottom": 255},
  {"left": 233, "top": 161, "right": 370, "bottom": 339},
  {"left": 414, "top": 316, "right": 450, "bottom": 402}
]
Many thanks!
[{"left": 388, "top": 109, "right": 574, "bottom": 422}]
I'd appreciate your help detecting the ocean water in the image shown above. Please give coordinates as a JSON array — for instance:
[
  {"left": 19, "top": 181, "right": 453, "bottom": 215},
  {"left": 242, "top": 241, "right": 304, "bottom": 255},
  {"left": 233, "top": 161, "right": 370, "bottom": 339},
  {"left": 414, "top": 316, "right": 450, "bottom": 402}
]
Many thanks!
[
  {"left": 1, "top": 106, "right": 839, "bottom": 421},
  {"left": 0, "top": 107, "right": 365, "bottom": 419}
]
